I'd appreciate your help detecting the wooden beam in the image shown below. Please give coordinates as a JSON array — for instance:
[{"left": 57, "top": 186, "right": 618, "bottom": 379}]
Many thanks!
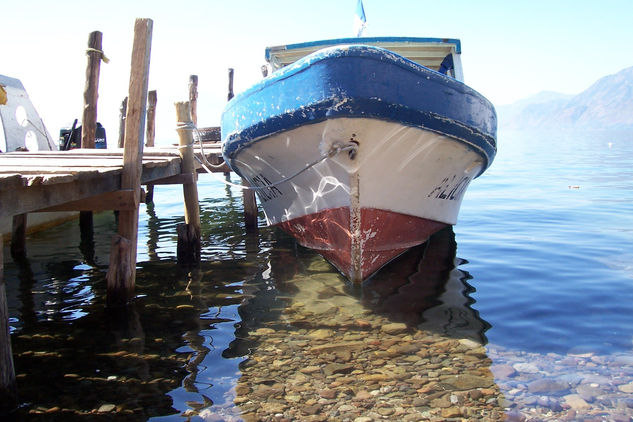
[
  {"left": 0, "top": 234, "right": 18, "bottom": 413},
  {"left": 196, "top": 162, "right": 231, "bottom": 174},
  {"left": 81, "top": 31, "right": 104, "bottom": 149},
  {"left": 35, "top": 190, "right": 137, "bottom": 212},
  {"left": 146, "top": 173, "right": 194, "bottom": 186},
  {"left": 106, "top": 18, "right": 153, "bottom": 306},
  {"left": 0, "top": 173, "right": 122, "bottom": 220}
]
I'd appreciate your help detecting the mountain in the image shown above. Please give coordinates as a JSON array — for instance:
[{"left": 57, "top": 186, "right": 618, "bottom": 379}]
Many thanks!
[{"left": 498, "top": 66, "right": 633, "bottom": 130}]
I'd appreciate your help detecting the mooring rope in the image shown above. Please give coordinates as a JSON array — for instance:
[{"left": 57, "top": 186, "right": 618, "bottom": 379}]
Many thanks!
[
  {"left": 175, "top": 121, "right": 358, "bottom": 191},
  {"left": 86, "top": 47, "right": 110, "bottom": 64}
]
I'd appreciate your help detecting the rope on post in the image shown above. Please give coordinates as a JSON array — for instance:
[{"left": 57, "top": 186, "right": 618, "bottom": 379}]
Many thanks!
[{"left": 85, "top": 47, "right": 110, "bottom": 63}]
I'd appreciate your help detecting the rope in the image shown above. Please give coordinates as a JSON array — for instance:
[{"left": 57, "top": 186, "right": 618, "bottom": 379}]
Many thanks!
[
  {"left": 176, "top": 121, "right": 358, "bottom": 191},
  {"left": 86, "top": 47, "right": 110, "bottom": 64}
]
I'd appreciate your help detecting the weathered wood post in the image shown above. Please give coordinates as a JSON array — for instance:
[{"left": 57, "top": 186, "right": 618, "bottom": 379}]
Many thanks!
[
  {"left": 0, "top": 234, "right": 18, "bottom": 413},
  {"left": 80, "top": 30, "right": 108, "bottom": 241},
  {"left": 227, "top": 68, "right": 258, "bottom": 230},
  {"left": 10, "top": 214, "right": 27, "bottom": 260},
  {"left": 188, "top": 75, "right": 198, "bottom": 126},
  {"left": 145, "top": 91, "right": 157, "bottom": 148},
  {"left": 242, "top": 180, "right": 258, "bottom": 230},
  {"left": 118, "top": 97, "right": 128, "bottom": 148},
  {"left": 227, "top": 68, "right": 234, "bottom": 101},
  {"left": 174, "top": 101, "right": 201, "bottom": 264},
  {"left": 106, "top": 18, "right": 153, "bottom": 306},
  {"left": 82, "top": 30, "right": 105, "bottom": 149},
  {"left": 144, "top": 90, "right": 157, "bottom": 203}
]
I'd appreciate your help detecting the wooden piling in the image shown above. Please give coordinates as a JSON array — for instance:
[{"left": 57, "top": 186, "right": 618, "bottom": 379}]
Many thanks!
[
  {"left": 144, "top": 90, "right": 157, "bottom": 203},
  {"left": 82, "top": 31, "right": 105, "bottom": 149},
  {"left": 0, "top": 234, "right": 18, "bottom": 413},
  {"left": 174, "top": 101, "right": 201, "bottom": 264},
  {"left": 79, "top": 210, "right": 94, "bottom": 246},
  {"left": 106, "top": 18, "right": 153, "bottom": 306},
  {"left": 145, "top": 91, "right": 157, "bottom": 148},
  {"left": 10, "top": 214, "right": 27, "bottom": 260},
  {"left": 242, "top": 180, "right": 258, "bottom": 231},
  {"left": 118, "top": 97, "right": 128, "bottom": 148},
  {"left": 188, "top": 75, "right": 198, "bottom": 126},
  {"left": 226, "top": 68, "right": 257, "bottom": 229},
  {"left": 81, "top": 31, "right": 107, "bottom": 240},
  {"left": 227, "top": 68, "right": 234, "bottom": 101}
]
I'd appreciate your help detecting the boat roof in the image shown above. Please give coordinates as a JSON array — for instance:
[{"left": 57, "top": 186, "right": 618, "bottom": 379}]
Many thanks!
[{"left": 265, "top": 36, "right": 461, "bottom": 72}]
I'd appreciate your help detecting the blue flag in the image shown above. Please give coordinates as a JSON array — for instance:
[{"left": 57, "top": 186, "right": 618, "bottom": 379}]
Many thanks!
[{"left": 354, "top": 0, "right": 367, "bottom": 37}]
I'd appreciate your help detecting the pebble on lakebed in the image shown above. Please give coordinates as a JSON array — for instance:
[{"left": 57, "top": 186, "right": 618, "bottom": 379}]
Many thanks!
[{"left": 192, "top": 260, "right": 633, "bottom": 421}]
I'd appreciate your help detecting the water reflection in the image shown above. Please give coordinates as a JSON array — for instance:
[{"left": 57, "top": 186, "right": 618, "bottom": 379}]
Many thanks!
[
  {"left": 227, "top": 227, "right": 503, "bottom": 421},
  {"left": 360, "top": 226, "right": 490, "bottom": 344},
  {"left": 4, "top": 194, "right": 501, "bottom": 421},
  {"left": 6, "top": 253, "right": 262, "bottom": 420}
]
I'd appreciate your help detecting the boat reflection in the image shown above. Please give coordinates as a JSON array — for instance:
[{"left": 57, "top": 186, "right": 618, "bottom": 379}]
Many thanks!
[
  {"left": 230, "top": 227, "right": 502, "bottom": 422},
  {"left": 360, "top": 226, "right": 490, "bottom": 344},
  {"left": 229, "top": 225, "right": 490, "bottom": 353}
]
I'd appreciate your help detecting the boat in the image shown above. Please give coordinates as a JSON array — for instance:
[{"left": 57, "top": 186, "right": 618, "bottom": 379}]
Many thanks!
[
  {"left": 1, "top": 74, "right": 76, "bottom": 239},
  {"left": 0, "top": 74, "right": 56, "bottom": 153},
  {"left": 220, "top": 37, "right": 497, "bottom": 282}
]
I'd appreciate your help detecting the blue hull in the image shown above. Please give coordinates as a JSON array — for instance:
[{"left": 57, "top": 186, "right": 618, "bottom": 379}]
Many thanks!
[{"left": 221, "top": 45, "right": 497, "bottom": 176}]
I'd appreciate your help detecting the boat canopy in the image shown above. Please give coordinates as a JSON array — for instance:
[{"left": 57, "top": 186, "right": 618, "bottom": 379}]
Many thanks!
[{"left": 265, "top": 36, "right": 462, "bottom": 79}]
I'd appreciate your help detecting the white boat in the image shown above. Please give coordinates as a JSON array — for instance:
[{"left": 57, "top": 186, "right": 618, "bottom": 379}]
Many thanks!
[
  {"left": 1, "top": 74, "right": 76, "bottom": 239},
  {"left": 221, "top": 37, "right": 497, "bottom": 282}
]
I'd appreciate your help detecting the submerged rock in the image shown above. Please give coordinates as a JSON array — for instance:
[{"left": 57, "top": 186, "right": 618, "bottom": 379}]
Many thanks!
[
  {"left": 381, "top": 322, "right": 408, "bottom": 335},
  {"left": 527, "top": 379, "right": 569, "bottom": 394}
]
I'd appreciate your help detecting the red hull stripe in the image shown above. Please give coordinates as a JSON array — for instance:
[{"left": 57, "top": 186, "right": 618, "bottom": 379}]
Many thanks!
[{"left": 278, "top": 207, "right": 446, "bottom": 281}]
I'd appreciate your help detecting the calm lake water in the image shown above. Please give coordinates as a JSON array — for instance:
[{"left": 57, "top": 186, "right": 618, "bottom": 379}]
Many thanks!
[{"left": 3, "top": 128, "right": 633, "bottom": 421}]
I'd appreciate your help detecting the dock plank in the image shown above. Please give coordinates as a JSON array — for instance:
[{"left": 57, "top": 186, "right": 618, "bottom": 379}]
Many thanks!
[{"left": 0, "top": 144, "right": 226, "bottom": 220}]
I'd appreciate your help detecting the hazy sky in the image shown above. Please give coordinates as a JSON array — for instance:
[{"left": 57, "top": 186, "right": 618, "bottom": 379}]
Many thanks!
[{"left": 3, "top": 0, "right": 632, "bottom": 145}]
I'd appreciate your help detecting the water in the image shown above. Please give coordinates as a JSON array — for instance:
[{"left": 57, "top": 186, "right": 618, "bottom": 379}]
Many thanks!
[{"left": 3, "top": 129, "right": 633, "bottom": 421}]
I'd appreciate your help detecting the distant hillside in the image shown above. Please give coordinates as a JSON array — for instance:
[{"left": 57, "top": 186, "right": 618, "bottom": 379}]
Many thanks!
[{"left": 498, "top": 66, "right": 633, "bottom": 130}]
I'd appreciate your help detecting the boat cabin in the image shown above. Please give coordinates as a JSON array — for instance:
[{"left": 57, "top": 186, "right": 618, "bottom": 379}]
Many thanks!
[{"left": 265, "top": 36, "right": 464, "bottom": 81}]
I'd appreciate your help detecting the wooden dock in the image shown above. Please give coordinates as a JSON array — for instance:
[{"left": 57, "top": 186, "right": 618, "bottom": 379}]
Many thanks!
[
  {"left": 0, "top": 144, "right": 227, "bottom": 218},
  {"left": 0, "top": 18, "right": 261, "bottom": 411}
]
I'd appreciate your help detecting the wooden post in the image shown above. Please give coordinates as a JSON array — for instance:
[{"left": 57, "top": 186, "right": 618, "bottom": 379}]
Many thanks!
[
  {"left": 145, "top": 91, "right": 157, "bottom": 148},
  {"left": 242, "top": 179, "right": 258, "bottom": 231},
  {"left": 79, "top": 211, "right": 94, "bottom": 249},
  {"left": 81, "top": 31, "right": 104, "bottom": 149},
  {"left": 144, "top": 90, "right": 157, "bottom": 203},
  {"left": 188, "top": 75, "right": 198, "bottom": 126},
  {"left": 227, "top": 68, "right": 257, "bottom": 229},
  {"left": 174, "top": 101, "right": 201, "bottom": 264},
  {"left": 118, "top": 97, "right": 128, "bottom": 148},
  {"left": 0, "top": 234, "right": 18, "bottom": 413},
  {"left": 227, "top": 68, "right": 234, "bottom": 101},
  {"left": 10, "top": 214, "right": 27, "bottom": 260},
  {"left": 106, "top": 18, "right": 153, "bottom": 306},
  {"left": 81, "top": 30, "right": 106, "bottom": 241}
]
